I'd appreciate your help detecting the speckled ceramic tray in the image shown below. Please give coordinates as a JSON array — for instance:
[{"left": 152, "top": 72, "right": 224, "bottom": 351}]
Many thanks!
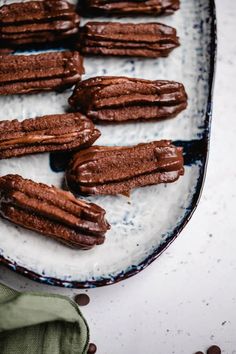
[{"left": 0, "top": 0, "right": 216, "bottom": 288}]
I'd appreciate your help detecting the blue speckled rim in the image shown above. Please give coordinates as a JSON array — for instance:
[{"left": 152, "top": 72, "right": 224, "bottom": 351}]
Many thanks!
[{"left": 0, "top": 0, "right": 217, "bottom": 288}]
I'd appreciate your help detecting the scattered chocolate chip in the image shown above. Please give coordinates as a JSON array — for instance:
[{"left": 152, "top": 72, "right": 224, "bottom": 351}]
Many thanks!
[
  {"left": 194, "top": 352, "right": 204, "bottom": 354},
  {"left": 74, "top": 293, "right": 90, "bottom": 306},
  {"left": 88, "top": 343, "right": 97, "bottom": 354},
  {"left": 207, "top": 345, "right": 221, "bottom": 354}
]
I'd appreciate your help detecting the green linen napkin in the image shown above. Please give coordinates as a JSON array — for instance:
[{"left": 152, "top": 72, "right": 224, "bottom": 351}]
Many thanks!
[{"left": 0, "top": 283, "right": 89, "bottom": 354}]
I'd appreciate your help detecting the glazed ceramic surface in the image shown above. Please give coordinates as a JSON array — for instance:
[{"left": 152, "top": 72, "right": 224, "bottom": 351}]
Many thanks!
[{"left": 0, "top": 0, "right": 216, "bottom": 287}]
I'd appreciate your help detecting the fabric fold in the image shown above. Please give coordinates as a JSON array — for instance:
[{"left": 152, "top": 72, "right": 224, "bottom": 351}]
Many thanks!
[{"left": 0, "top": 283, "right": 89, "bottom": 354}]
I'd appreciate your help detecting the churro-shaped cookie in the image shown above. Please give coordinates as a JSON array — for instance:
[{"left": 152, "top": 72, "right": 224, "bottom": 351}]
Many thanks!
[
  {"left": 69, "top": 76, "right": 187, "bottom": 122},
  {"left": 78, "top": 22, "right": 179, "bottom": 58},
  {"left": 0, "top": 113, "right": 100, "bottom": 159},
  {"left": 66, "top": 141, "right": 184, "bottom": 195},
  {"left": 80, "top": 0, "right": 180, "bottom": 15},
  {"left": 0, "top": 51, "right": 84, "bottom": 95},
  {"left": 0, "top": 0, "right": 80, "bottom": 49},
  {"left": 0, "top": 175, "right": 110, "bottom": 249}
]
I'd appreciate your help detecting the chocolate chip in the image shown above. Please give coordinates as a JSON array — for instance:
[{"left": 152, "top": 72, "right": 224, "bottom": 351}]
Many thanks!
[
  {"left": 207, "top": 345, "right": 221, "bottom": 354},
  {"left": 194, "top": 352, "right": 204, "bottom": 354},
  {"left": 87, "top": 343, "right": 97, "bottom": 353},
  {"left": 74, "top": 293, "right": 90, "bottom": 306}
]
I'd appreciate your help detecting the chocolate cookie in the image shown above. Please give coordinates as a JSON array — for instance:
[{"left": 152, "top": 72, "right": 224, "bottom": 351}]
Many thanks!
[
  {"left": 0, "top": 0, "right": 80, "bottom": 49},
  {"left": 80, "top": 0, "right": 180, "bottom": 16},
  {"left": 0, "top": 175, "right": 110, "bottom": 249},
  {"left": 69, "top": 76, "right": 187, "bottom": 122},
  {"left": 77, "top": 22, "right": 179, "bottom": 58},
  {"left": 66, "top": 140, "right": 184, "bottom": 195},
  {"left": 0, "top": 113, "right": 100, "bottom": 159},
  {"left": 0, "top": 51, "right": 84, "bottom": 95}
]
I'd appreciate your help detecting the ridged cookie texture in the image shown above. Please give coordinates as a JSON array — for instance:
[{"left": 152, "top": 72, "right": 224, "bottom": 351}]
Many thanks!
[
  {"left": 77, "top": 22, "right": 179, "bottom": 58},
  {"left": 0, "top": 175, "right": 110, "bottom": 250},
  {"left": 0, "top": 113, "right": 100, "bottom": 159},
  {"left": 79, "top": 0, "right": 180, "bottom": 15},
  {"left": 0, "top": 0, "right": 80, "bottom": 49},
  {"left": 0, "top": 51, "right": 84, "bottom": 95},
  {"left": 69, "top": 76, "right": 188, "bottom": 122},
  {"left": 66, "top": 140, "right": 184, "bottom": 195}
]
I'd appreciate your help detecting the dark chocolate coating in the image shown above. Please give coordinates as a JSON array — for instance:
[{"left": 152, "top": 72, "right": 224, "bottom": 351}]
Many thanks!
[
  {"left": 69, "top": 76, "right": 187, "bottom": 122},
  {"left": 0, "top": 175, "right": 110, "bottom": 249},
  {"left": 0, "top": 113, "right": 100, "bottom": 159},
  {"left": 66, "top": 140, "right": 184, "bottom": 195},
  {"left": 0, "top": 0, "right": 80, "bottom": 49},
  {"left": 79, "top": 0, "right": 180, "bottom": 16},
  {"left": 0, "top": 51, "right": 84, "bottom": 95},
  {"left": 77, "top": 22, "right": 179, "bottom": 58}
]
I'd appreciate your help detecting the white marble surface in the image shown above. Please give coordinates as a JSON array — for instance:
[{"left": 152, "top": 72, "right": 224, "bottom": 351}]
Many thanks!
[{"left": 0, "top": 0, "right": 236, "bottom": 353}]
